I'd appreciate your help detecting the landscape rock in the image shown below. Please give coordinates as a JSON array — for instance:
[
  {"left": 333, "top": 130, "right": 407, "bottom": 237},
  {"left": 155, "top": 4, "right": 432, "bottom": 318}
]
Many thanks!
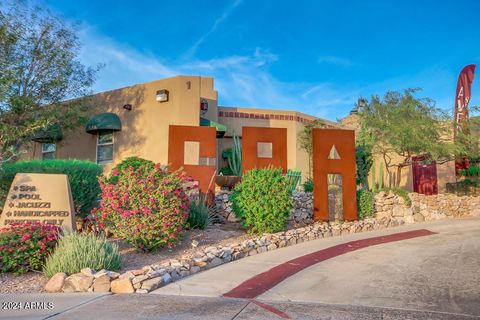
[
  {"left": 63, "top": 274, "right": 94, "bottom": 293},
  {"left": 45, "top": 272, "right": 66, "bottom": 293},
  {"left": 141, "top": 277, "right": 163, "bottom": 291},
  {"left": 413, "top": 213, "right": 425, "bottom": 223},
  {"left": 162, "top": 273, "right": 172, "bottom": 285},
  {"left": 111, "top": 278, "right": 134, "bottom": 294},
  {"left": 93, "top": 275, "right": 111, "bottom": 292},
  {"left": 206, "top": 257, "right": 223, "bottom": 269},
  {"left": 136, "top": 289, "right": 148, "bottom": 294},
  {"left": 132, "top": 275, "right": 149, "bottom": 285},
  {"left": 80, "top": 268, "right": 96, "bottom": 277}
]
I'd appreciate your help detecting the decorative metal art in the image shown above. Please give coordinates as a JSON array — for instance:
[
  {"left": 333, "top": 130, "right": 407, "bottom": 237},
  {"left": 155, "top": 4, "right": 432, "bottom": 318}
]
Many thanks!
[
  {"left": 241, "top": 127, "right": 288, "bottom": 173},
  {"left": 312, "top": 128, "right": 357, "bottom": 221},
  {"left": 168, "top": 125, "right": 217, "bottom": 198}
]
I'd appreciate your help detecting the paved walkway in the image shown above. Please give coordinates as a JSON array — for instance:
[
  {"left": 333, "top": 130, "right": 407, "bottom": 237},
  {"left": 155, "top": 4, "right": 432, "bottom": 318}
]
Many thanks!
[
  {"left": 1, "top": 218, "right": 479, "bottom": 319},
  {"left": 151, "top": 218, "right": 480, "bottom": 318},
  {"left": 2, "top": 294, "right": 475, "bottom": 320}
]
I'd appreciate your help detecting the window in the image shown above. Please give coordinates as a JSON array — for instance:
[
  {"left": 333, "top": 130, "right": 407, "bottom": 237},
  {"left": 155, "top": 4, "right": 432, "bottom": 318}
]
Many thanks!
[
  {"left": 257, "top": 142, "right": 273, "bottom": 158},
  {"left": 97, "top": 131, "right": 114, "bottom": 164},
  {"left": 42, "top": 143, "right": 56, "bottom": 160}
]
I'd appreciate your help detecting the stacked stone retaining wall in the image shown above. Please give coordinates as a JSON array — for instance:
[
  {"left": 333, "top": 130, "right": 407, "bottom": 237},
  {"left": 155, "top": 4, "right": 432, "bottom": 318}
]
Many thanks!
[{"left": 46, "top": 190, "right": 479, "bottom": 294}]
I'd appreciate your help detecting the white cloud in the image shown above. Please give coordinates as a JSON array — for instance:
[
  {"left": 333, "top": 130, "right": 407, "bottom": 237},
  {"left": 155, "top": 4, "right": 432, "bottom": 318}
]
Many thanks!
[
  {"left": 184, "top": 0, "right": 243, "bottom": 58},
  {"left": 77, "top": 27, "right": 365, "bottom": 120},
  {"left": 78, "top": 24, "right": 471, "bottom": 122}
]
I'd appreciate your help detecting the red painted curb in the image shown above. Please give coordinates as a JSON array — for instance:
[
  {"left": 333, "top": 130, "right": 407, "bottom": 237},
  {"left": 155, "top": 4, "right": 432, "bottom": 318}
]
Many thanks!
[
  {"left": 251, "top": 299, "right": 292, "bottom": 319},
  {"left": 224, "top": 229, "right": 436, "bottom": 299}
]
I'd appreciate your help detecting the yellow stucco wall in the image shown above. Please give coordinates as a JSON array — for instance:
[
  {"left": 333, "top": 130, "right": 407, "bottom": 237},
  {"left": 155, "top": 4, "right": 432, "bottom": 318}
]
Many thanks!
[{"left": 26, "top": 76, "right": 218, "bottom": 172}]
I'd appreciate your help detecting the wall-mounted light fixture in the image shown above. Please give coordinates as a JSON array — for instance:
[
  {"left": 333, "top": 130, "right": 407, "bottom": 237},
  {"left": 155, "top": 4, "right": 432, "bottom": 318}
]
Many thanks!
[
  {"left": 156, "top": 89, "right": 169, "bottom": 102},
  {"left": 200, "top": 99, "right": 208, "bottom": 115},
  {"left": 123, "top": 104, "right": 132, "bottom": 111}
]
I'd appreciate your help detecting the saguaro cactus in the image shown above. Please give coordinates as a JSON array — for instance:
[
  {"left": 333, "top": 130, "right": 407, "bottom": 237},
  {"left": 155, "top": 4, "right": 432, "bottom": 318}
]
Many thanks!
[{"left": 228, "top": 131, "right": 242, "bottom": 176}]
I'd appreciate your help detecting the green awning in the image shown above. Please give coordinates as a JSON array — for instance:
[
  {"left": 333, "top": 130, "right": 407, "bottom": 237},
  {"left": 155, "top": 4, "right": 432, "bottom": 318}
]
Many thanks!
[
  {"left": 30, "top": 124, "right": 63, "bottom": 143},
  {"left": 86, "top": 112, "right": 122, "bottom": 134},
  {"left": 200, "top": 117, "right": 227, "bottom": 138}
]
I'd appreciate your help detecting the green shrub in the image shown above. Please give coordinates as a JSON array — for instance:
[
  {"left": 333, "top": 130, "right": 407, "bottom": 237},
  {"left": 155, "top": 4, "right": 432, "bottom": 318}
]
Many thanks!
[
  {"left": 0, "top": 221, "right": 62, "bottom": 274},
  {"left": 93, "top": 164, "right": 191, "bottom": 251},
  {"left": 106, "top": 156, "right": 155, "bottom": 184},
  {"left": 356, "top": 145, "right": 373, "bottom": 189},
  {"left": 459, "top": 165, "right": 480, "bottom": 177},
  {"left": 0, "top": 160, "right": 102, "bottom": 217},
  {"left": 231, "top": 168, "right": 293, "bottom": 234},
  {"left": 303, "top": 178, "right": 314, "bottom": 192},
  {"left": 357, "top": 189, "right": 375, "bottom": 219},
  {"left": 186, "top": 195, "right": 215, "bottom": 230},
  {"left": 0, "top": 222, "right": 62, "bottom": 274},
  {"left": 43, "top": 232, "right": 121, "bottom": 278},
  {"left": 446, "top": 178, "right": 480, "bottom": 196}
]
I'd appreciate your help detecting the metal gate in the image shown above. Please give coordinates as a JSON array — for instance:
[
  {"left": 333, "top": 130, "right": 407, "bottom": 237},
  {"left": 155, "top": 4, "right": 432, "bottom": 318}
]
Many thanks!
[{"left": 412, "top": 156, "right": 438, "bottom": 195}]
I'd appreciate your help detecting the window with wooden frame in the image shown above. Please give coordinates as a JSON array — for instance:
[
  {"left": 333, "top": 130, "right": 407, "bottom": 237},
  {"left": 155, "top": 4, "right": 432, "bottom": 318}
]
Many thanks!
[
  {"left": 97, "top": 131, "right": 114, "bottom": 164},
  {"left": 42, "top": 143, "right": 56, "bottom": 160}
]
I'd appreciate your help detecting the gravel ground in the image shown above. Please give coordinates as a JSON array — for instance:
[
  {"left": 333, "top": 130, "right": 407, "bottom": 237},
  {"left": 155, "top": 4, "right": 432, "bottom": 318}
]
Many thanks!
[
  {"left": 118, "top": 222, "right": 253, "bottom": 271},
  {"left": 0, "top": 223, "right": 253, "bottom": 294},
  {"left": 0, "top": 271, "right": 48, "bottom": 294}
]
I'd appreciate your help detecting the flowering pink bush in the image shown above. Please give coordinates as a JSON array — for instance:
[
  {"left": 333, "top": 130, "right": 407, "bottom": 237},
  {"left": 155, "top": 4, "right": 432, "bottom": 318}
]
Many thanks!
[
  {"left": 0, "top": 222, "right": 62, "bottom": 274},
  {"left": 93, "top": 164, "right": 192, "bottom": 251}
]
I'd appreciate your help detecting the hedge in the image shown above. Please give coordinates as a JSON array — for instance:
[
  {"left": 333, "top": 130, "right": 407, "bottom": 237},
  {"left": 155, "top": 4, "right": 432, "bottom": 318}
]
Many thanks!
[{"left": 0, "top": 160, "right": 102, "bottom": 218}]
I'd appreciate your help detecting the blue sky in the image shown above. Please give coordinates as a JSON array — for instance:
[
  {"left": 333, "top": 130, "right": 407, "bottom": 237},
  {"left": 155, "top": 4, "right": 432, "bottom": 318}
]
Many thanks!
[{"left": 39, "top": 0, "right": 480, "bottom": 121}]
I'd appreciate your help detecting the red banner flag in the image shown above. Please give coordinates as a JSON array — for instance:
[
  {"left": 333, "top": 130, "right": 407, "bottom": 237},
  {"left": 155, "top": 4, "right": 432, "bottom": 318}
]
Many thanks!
[
  {"left": 454, "top": 64, "right": 476, "bottom": 138},
  {"left": 454, "top": 64, "right": 476, "bottom": 175}
]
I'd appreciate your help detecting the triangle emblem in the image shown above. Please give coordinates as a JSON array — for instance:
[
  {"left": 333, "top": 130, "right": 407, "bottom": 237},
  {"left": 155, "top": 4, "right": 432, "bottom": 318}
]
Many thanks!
[{"left": 328, "top": 145, "right": 341, "bottom": 160}]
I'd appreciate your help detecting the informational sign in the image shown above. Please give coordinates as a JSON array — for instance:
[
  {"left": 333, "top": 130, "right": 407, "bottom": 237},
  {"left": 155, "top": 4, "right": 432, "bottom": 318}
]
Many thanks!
[{"left": 0, "top": 173, "right": 76, "bottom": 231}]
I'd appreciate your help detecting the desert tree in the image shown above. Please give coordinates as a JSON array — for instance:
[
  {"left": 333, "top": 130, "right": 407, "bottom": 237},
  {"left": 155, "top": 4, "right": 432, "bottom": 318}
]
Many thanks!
[
  {"left": 357, "top": 88, "right": 478, "bottom": 187},
  {"left": 0, "top": 1, "right": 101, "bottom": 164}
]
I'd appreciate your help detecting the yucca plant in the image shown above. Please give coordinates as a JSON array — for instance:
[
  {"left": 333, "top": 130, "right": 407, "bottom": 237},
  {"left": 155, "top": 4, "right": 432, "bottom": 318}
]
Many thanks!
[
  {"left": 43, "top": 233, "right": 121, "bottom": 278},
  {"left": 228, "top": 131, "right": 242, "bottom": 176},
  {"left": 186, "top": 194, "right": 218, "bottom": 230}
]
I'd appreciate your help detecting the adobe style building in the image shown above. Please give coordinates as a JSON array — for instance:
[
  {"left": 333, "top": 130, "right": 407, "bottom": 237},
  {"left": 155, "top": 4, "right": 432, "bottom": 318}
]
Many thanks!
[
  {"left": 25, "top": 76, "right": 337, "bottom": 182},
  {"left": 24, "top": 75, "right": 456, "bottom": 193}
]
